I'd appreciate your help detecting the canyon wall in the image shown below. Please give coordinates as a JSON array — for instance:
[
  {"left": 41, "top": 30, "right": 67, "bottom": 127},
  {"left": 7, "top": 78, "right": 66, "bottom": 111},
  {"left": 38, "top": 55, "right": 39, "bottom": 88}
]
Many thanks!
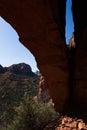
[{"left": 72, "top": 0, "right": 87, "bottom": 117}]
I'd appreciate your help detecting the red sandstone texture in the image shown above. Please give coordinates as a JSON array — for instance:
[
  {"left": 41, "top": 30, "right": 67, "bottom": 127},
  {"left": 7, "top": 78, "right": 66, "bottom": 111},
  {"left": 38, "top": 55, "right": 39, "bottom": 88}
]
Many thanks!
[
  {"left": 55, "top": 117, "right": 87, "bottom": 130},
  {"left": 34, "top": 76, "right": 54, "bottom": 106},
  {"left": 0, "top": 0, "right": 68, "bottom": 113},
  {"left": 44, "top": 116, "right": 87, "bottom": 130}
]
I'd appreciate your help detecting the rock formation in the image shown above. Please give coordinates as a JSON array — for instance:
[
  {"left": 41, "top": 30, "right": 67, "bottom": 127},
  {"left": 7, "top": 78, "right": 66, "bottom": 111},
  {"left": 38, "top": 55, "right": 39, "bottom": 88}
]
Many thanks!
[
  {"left": 34, "top": 75, "right": 54, "bottom": 106},
  {"left": 0, "top": 0, "right": 68, "bottom": 113},
  {"left": 44, "top": 116, "right": 87, "bottom": 130},
  {"left": 0, "top": 63, "right": 36, "bottom": 76},
  {"left": 71, "top": 0, "right": 87, "bottom": 118},
  {"left": 68, "top": 32, "right": 76, "bottom": 48},
  {"left": 56, "top": 117, "right": 87, "bottom": 130},
  {"left": 0, "top": 0, "right": 87, "bottom": 117}
]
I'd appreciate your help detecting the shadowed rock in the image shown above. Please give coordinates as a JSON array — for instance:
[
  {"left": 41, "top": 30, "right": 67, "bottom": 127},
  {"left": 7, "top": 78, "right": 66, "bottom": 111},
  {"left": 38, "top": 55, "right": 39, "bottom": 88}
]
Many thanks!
[{"left": 1, "top": 0, "right": 87, "bottom": 117}]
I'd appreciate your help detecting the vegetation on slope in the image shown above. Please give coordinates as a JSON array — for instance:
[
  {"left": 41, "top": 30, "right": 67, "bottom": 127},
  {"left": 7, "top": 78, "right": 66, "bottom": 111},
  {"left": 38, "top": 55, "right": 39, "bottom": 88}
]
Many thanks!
[{"left": 0, "top": 64, "right": 59, "bottom": 130}]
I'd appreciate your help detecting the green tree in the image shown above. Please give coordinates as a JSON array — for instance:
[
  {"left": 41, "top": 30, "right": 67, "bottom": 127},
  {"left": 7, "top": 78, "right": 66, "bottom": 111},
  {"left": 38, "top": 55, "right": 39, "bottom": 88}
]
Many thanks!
[{"left": 7, "top": 93, "right": 59, "bottom": 130}]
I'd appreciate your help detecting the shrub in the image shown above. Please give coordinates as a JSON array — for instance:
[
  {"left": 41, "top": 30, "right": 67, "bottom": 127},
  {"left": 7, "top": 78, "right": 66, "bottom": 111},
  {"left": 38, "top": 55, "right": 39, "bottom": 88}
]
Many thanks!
[{"left": 7, "top": 93, "right": 59, "bottom": 130}]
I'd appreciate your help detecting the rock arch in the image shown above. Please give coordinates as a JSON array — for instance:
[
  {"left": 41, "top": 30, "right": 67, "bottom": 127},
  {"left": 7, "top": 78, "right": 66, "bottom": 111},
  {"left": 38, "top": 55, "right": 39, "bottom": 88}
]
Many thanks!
[
  {"left": 1, "top": 0, "right": 87, "bottom": 117},
  {"left": 0, "top": 0, "right": 68, "bottom": 113}
]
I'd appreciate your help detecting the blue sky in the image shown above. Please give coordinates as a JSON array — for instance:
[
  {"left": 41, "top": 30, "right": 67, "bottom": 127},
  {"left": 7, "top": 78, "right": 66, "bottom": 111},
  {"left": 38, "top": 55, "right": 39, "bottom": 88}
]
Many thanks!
[
  {"left": 0, "top": 0, "right": 73, "bottom": 71},
  {"left": 0, "top": 17, "right": 39, "bottom": 72},
  {"left": 65, "top": 0, "right": 74, "bottom": 44}
]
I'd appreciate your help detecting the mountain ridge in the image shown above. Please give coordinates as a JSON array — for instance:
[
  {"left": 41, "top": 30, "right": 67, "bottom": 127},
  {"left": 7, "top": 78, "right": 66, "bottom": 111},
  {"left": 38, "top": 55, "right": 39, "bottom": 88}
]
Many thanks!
[{"left": 0, "top": 63, "right": 37, "bottom": 77}]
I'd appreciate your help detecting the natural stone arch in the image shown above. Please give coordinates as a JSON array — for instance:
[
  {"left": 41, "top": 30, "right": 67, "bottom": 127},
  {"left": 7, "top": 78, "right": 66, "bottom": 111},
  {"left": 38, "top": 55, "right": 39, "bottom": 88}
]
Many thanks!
[
  {"left": 0, "top": 0, "right": 87, "bottom": 119},
  {"left": 0, "top": 0, "right": 69, "bottom": 113}
]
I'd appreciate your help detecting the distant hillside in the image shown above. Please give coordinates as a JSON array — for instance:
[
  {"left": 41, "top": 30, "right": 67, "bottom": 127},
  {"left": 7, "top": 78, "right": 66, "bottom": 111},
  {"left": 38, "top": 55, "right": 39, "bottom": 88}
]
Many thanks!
[
  {"left": 0, "top": 63, "right": 37, "bottom": 76},
  {"left": 0, "top": 63, "right": 39, "bottom": 127}
]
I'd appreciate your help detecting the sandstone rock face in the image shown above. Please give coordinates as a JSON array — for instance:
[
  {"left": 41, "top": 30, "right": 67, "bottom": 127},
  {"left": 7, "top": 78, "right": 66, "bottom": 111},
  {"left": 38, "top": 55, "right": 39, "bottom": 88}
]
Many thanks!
[
  {"left": 72, "top": 0, "right": 87, "bottom": 115},
  {"left": 34, "top": 75, "right": 54, "bottom": 106},
  {"left": 0, "top": 0, "right": 68, "bottom": 113}
]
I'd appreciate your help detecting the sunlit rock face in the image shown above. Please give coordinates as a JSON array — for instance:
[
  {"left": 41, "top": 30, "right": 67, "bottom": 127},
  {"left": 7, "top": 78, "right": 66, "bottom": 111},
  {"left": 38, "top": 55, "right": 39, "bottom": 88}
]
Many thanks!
[
  {"left": 0, "top": 0, "right": 69, "bottom": 113},
  {"left": 34, "top": 75, "right": 54, "bottom": 106}
]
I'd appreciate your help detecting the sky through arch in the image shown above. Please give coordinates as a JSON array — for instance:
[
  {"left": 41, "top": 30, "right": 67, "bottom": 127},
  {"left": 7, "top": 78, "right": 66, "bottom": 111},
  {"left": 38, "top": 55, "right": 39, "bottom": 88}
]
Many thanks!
[
  {"left": 65, "top": 0, "right": 74, "bottom": 44},
  {"left": 0, "top": 17, "right": 39, "bottom": 72},
  {"left": 0, "top": 0, "right": 74, "bottom": 71}
]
